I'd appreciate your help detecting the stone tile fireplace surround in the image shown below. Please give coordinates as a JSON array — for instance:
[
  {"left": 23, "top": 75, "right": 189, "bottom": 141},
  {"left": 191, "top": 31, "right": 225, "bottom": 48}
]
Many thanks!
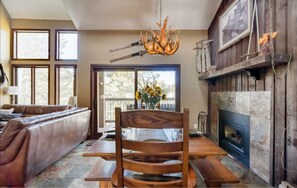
[{"left": 210, "top": 92, "right": 272, "bottom": 183}]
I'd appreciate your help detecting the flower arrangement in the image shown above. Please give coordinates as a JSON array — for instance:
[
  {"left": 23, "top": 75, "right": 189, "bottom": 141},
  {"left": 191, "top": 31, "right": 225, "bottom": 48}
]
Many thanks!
[
  {"left": 258, "top": 31, "right": 278, "bottom": 54},
  {"left": 135, "top": 82, "right": 166, "bottom": 109}
]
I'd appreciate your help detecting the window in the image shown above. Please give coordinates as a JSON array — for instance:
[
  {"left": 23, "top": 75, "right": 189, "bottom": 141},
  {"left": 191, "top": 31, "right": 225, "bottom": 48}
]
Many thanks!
[
  {"left": 12, "top": 29, "right": 50, "bottom": 60},
  {"left": 55, "top": 65, "right": 77, "bottom": 105},
  {"left": 55, "top": 30, "right": 78, "bottom": 61},
  {"left": 13, "top": 65, "right": 49, "bottom": 104}
]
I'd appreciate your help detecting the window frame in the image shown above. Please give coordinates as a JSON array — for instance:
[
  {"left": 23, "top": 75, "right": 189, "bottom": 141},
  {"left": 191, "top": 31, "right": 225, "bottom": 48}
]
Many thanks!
[
  {"left": 12, "top": 29, "right": 50, "bottom": 61},
  {"left": 90, "top": 64, "right": 181, "bottom": 138},
  {"left": 55, "top": 29, "right": 78, "bottom": 61},
  {"left": 12, "top": 64, "right": 50, "bottom": 104},
  {"left": 55, "top": 64, "right": 78, "bottom": 105}
]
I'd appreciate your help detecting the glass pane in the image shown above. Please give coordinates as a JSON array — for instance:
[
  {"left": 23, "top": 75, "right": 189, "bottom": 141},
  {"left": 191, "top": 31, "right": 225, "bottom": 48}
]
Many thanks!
[
  {"left": 57, "top": 32, "right": 78, "bottom": 60},
  {"left": 138, "top": 71, "right": 176, "bottom": 111},
  {"left": 35, "top": 68, "right": 49, "bottom": 105},
  {"left": 16, "top": 31, "right": 49, "bottom": 59},
  {"left": 17, "top": 68, "right": 31, "bottom": 104},
  {"left": 97, "top": 71, "right": 135, "bottom": 132},
  {"left": 224, "top": 124, "right": 243, "bottom": 146},
  {"left": 59, "top": 67, "right": 75, "bottom": 105}
]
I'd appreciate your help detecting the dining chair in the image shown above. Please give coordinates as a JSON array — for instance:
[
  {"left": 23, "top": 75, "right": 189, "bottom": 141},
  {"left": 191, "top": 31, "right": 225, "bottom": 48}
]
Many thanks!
[{"left": 111, "top": 108, "right": 196, "bottom": 188}]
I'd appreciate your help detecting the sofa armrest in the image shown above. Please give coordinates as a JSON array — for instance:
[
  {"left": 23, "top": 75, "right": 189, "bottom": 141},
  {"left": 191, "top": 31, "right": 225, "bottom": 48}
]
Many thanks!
[{"left": 0, "top": 128, "right": 28, "bottom": 165}]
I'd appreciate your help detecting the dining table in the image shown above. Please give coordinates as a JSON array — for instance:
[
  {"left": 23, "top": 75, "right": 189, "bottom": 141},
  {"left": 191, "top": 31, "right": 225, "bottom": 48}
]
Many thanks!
[
  {"left": 83, "top": 128, "right": 227, "bottom": 160},
  {"left": 82, "top": 128, "right": 229, "bottom": 187}
]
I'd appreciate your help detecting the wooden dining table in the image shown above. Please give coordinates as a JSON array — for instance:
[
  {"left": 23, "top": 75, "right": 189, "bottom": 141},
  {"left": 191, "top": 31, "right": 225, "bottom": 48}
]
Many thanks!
[
  {"left": 83, "top": 128, "right": 231, "bottom": 187},
  {"left": 83, "top": 128, "right": 227, "bottom": 160}
]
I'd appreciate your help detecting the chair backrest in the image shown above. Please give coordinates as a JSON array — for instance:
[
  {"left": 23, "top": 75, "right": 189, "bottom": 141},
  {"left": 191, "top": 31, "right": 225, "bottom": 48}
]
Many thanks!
[{"left": 114, "top": 108, "right": 189, "bottom": 187}]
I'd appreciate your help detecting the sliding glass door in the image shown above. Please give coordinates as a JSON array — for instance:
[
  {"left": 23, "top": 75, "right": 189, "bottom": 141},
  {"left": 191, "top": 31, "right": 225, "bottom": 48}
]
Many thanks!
[
  {"left": 91, "top": 65, "right": 180, "bottom": 138},
  {"left": 138, "top": 70, "right": 176, "bottom": 111},
  {"left": 96, "top": 70, "right": 135, "bottom": 131}
]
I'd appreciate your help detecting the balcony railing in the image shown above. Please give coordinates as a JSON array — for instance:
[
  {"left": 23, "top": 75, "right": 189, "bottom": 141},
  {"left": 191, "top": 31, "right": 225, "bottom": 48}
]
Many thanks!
[{"left": 104, "top": 97, "right": 175, "bottom": 122}]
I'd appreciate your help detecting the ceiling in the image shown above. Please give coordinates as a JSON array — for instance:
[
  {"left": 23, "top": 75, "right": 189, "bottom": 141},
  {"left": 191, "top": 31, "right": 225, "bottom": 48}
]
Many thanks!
[{"left": 2, "top": 0, "right": 222, "bottom": 30}]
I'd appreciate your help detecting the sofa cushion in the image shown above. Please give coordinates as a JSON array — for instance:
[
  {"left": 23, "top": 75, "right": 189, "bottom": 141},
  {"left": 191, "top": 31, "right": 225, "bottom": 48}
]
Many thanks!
[
  {"left": 1, "top": 104, "right": 27, "bottom": 114},
  {"left": 43, "top": 105, "right": 71, "bottom": 114},
  {"left": 0, "top": 108, "right": 14, "bottom": 114},
  {"left": 1, "top": 104, "right": 73, "bottom": 115},
  {"left": 25, "top": 106, "right": 44, "bottom": 114}
]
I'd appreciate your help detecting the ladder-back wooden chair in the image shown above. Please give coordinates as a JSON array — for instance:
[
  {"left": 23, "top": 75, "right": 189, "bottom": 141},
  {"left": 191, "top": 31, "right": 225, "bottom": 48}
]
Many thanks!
[{"left": 111, "top": 108, "right": 196, "bottom": 187}]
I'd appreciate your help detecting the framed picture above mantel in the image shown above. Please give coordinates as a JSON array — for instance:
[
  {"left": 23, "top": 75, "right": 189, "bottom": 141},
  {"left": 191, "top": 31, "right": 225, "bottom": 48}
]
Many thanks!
[{"left": 219, "top": 0, "right": 252, "bottom": 52}]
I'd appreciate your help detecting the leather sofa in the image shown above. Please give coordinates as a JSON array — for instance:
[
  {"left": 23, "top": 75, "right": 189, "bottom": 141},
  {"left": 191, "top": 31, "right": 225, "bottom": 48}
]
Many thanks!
[{"left": 0, "top": 104, "right": 91, "bottom": 187}]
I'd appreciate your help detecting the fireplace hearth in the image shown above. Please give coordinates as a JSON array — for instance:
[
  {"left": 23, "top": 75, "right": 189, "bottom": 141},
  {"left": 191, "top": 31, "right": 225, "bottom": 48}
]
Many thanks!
[{"left": 219, "top": 110, "right": 250, "bottom": 167}]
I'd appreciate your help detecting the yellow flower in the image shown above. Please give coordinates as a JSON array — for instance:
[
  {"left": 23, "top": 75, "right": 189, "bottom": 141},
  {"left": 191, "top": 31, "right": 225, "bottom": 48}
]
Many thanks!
[
  {"left": 135, "top": 91, "right": 141, "bottom": 100},
  {"left": 162, "top": 93, "right": 166, "bottom": 100},
  {"left": 156, "top": 86, "right": 161, "bottom": 93},
  {"left": 135, "top": 82, "right": 167, "bottom": 108}
]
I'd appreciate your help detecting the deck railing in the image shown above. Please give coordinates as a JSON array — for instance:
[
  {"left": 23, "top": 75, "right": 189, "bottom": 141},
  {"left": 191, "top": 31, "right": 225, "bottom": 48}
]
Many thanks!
[{"left": 104, "top": 97, "right": 175, "bottom": 122}]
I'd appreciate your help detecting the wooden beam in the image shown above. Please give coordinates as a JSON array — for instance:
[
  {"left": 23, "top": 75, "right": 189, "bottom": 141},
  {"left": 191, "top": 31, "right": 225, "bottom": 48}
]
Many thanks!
[{"left": 199, "top": 54, "right": 291, "bottom": 80}]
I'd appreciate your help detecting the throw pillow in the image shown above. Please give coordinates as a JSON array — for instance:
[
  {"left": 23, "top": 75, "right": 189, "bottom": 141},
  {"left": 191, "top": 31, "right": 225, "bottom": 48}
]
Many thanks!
[{"left": 0, "top": 108, "right": 14, "bottom": 114}]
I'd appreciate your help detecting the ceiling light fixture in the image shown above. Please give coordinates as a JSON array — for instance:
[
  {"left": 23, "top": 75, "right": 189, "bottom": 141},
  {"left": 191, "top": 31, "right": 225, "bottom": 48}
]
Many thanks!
[{"left": 140, "top": 0, "right": 180, "bottom": 56}]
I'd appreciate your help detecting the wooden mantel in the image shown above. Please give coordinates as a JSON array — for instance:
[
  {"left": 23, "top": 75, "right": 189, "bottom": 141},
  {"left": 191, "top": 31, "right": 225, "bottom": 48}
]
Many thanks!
[{"left": 199, "top": 54, "right": 291, "bottom": 80}]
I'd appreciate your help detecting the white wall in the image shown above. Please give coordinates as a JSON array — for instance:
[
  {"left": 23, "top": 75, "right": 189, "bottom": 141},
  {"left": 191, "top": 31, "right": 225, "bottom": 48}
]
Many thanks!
[
  {"left": 78, "top": 30, "right": 209, "bottom": 126},
  {"left": 0, "top": 1, "right": 11, "bottom": 105},
  {"left": 8, "top": 17, "right": 209, "bottom": 127}
]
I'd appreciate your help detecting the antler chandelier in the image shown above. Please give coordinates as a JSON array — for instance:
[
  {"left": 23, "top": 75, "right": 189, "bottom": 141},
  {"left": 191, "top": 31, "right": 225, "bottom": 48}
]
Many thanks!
[{"left": 140, "top": 0, "right": 180, "bottom": 56}]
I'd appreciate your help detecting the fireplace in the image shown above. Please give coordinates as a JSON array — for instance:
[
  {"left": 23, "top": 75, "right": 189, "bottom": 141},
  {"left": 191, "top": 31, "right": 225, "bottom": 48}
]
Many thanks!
[{"left": 219, "top": 110, "right": 250, "bottom": 167}]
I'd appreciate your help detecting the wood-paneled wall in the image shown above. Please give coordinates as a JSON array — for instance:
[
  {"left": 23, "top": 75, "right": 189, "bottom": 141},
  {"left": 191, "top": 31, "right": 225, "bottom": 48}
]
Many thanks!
[{"left": 208, "top": 0, "right": 297, "bottom": 186}]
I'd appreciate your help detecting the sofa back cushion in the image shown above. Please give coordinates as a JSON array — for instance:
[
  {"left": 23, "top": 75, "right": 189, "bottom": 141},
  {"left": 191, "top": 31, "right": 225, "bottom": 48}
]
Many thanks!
[
  {"left": 25, "top": 106, "right": 44, "bottom": 114},
  {"left": 1, "top": 104, "right": 73, "bottom": 115},
  {"left": 43, "top": 105, "right": 72, "bottom": 114},
  {"left": 1, "top": 104, "right": 27, "bottom": 113}
]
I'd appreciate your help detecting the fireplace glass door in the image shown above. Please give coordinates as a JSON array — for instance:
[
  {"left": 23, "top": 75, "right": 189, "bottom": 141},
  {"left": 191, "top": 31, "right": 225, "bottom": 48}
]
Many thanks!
[
  {"left": 223, "top": 124, "right": 243, "bottom": 148},
  {"left": 219, "top": 110, "right": 250, "bottom": 167}
]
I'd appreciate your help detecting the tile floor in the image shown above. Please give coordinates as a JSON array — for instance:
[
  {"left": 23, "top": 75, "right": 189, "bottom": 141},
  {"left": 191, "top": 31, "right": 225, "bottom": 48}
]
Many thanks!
[{"left": 25, "top": 140, "right": 272, "bottom": 188}]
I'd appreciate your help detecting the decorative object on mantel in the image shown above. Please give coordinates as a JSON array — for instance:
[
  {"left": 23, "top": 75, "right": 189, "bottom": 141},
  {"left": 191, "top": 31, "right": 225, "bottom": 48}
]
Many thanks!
[
  {"left": 135, "top": 81, "right": 166, "bottom": 110},
  {"left": 198, "top": 54, "right": 292, "bottom": 81},
  {"left": 265, "top": 0, "right": 291, "bottom": 78},
  {"left": 193, "top": 39, "right": 213, "bottom": 73},
  {"left": 237, "top": 0, "right": 292, "bottom": 80},
  {"left": 109, "top": 0, "right": 180, "bottom": 63},
  {"left": 241, "top": 0, "right": 260, "bottom": 61},
  {"left": 258, "top": 32, "right": 278, "bottom": 55}
]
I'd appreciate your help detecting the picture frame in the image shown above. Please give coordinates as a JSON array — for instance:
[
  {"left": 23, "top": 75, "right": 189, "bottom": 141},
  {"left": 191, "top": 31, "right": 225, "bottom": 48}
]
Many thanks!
[{"left": 219, "top": 0, "right": 252, "bottom": 52}]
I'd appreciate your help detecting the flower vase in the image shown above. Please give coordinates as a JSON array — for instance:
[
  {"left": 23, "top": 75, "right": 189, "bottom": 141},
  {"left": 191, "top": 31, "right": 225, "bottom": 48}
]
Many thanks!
[{"left": 145, "top": 102, "right": 155, "bottom": 110}]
